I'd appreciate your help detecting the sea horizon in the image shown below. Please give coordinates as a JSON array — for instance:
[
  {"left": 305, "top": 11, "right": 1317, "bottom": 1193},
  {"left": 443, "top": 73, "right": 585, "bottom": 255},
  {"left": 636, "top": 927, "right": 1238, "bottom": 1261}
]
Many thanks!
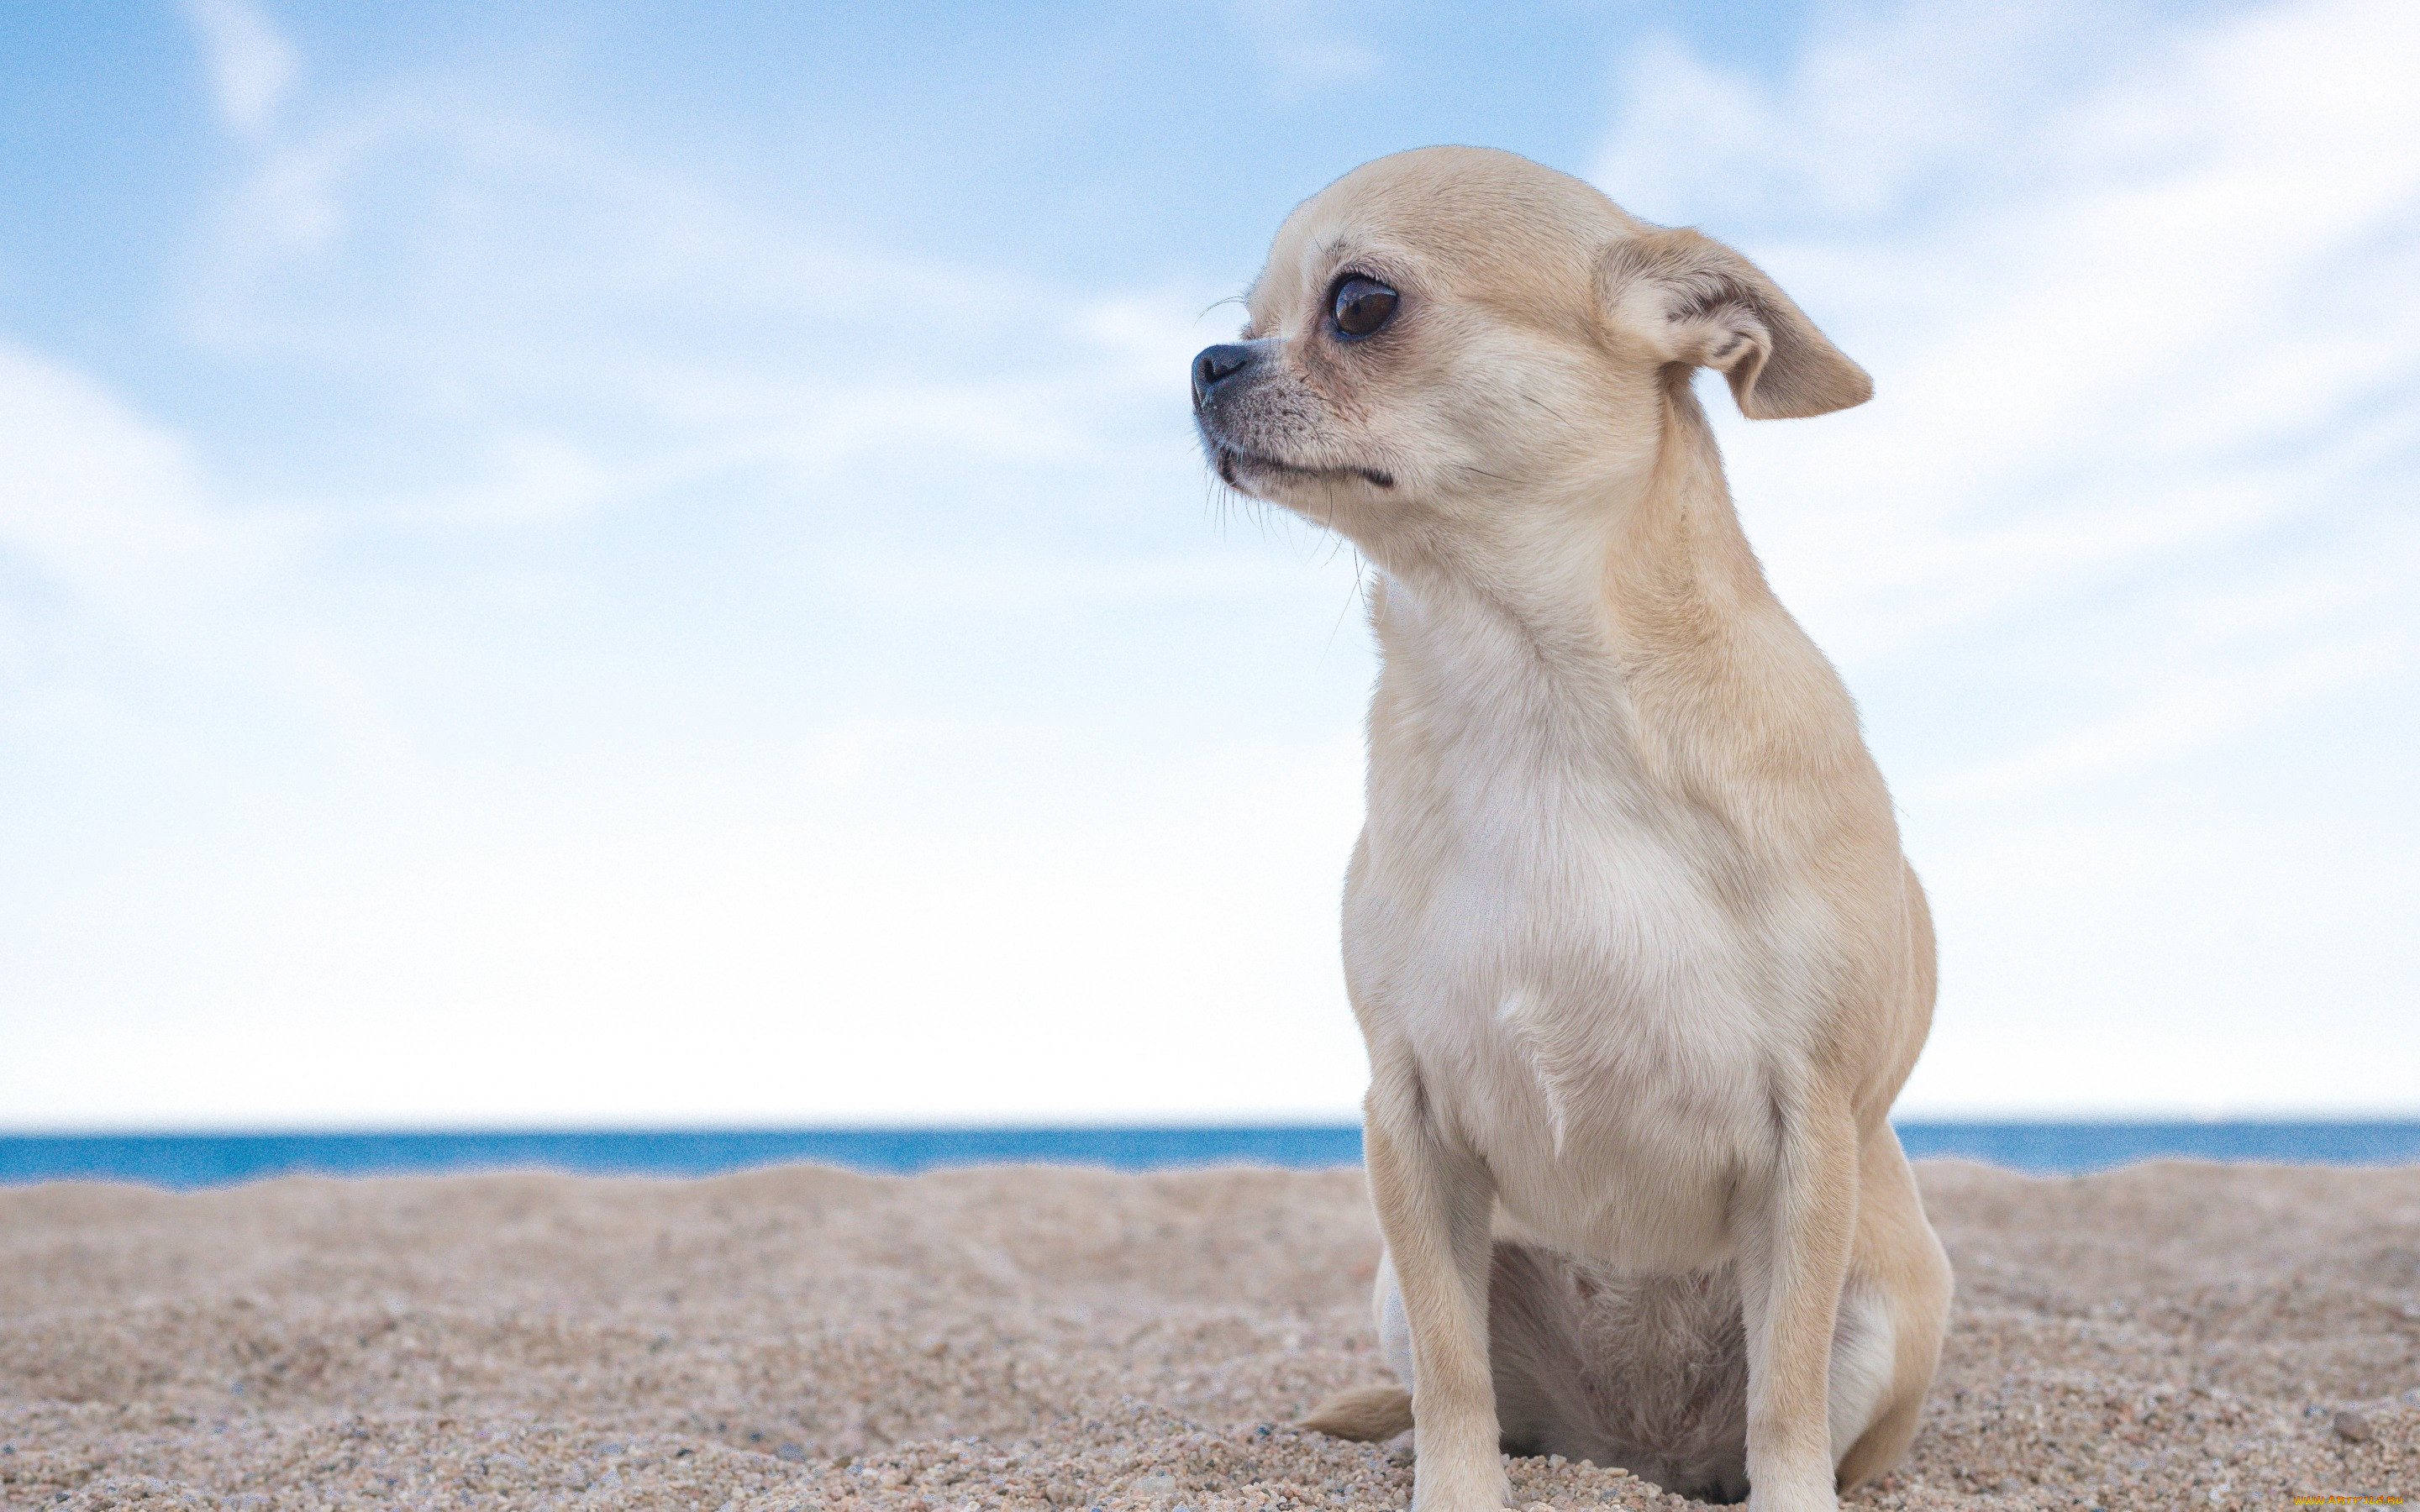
[{"left": 4, "top": 1116, "right": 2418, "bottom": 1190}]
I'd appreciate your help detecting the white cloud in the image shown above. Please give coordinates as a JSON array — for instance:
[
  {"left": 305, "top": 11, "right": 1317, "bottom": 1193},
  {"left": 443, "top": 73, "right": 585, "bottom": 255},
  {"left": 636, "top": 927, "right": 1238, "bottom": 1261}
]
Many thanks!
[
  {"left": 182, "top": 0, "right": 299, "bottom": 140},
  {"left": 1226, "top": 0, "right": 1383, "bottom": 98},
  {"left": 1594, "top": 0, "right": 2420, "bottom": 1113},
  {"left": 9, "top": 0, "right": 2411, "bottom": 1126},
  {"left": 1915, "top": 631, "right": 2407, "bottom": 804},
  {"left": 1603, "top": 0, "right": 2420, "bottom": 738},
  {"left": 0, "top": 341, "right": 271, "bottom": 617},
  {"left": 0, "top": 50, "right": 1384, "bottom": 1127},
  {"left": 171, "top": 99, "right": 1238, "bottom": 525},
  {"left": 1896, "top": 805, "right": 2420, "bottom": 1116},
  {"left": 0, "top": 718, "right": 1375, "bottom": 1126}
]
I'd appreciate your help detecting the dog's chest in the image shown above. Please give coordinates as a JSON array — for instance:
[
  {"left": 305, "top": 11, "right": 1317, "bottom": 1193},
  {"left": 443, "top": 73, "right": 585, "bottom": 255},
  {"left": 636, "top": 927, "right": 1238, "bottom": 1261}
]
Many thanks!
[{"left": 1350, "top": 711, "right": 1792, "bottom": 1268}]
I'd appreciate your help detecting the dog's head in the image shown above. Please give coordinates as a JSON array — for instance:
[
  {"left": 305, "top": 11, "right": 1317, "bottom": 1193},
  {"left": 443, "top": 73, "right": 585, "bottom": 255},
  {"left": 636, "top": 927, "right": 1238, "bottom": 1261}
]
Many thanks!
[{"left": 1192, "top": 147, "right": 1870, "bottom": 559}]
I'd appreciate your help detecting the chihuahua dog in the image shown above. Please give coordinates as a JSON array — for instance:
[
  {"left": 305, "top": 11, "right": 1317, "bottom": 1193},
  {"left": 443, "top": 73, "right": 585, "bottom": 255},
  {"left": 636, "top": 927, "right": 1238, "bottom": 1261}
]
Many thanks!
[{"left": 1191, "top": 148, "right": 1952, "bottom": 1512}]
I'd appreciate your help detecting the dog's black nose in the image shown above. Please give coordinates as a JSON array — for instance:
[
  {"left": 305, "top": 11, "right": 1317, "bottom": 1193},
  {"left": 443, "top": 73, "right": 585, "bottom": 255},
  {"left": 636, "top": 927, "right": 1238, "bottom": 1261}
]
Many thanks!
[{"left": 1192, "top": 343, "right": 1255, "bottom": 407}]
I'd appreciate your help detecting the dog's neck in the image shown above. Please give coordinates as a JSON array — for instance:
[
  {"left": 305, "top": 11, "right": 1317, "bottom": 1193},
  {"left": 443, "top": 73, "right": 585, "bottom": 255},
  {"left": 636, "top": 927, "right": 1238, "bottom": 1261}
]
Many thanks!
[
  {"left": 1359, "top": 375, "right": 1873, "bottom": 832},
  {"left": 1370, "top": 380, "right": 1786, "bottom": 725}
]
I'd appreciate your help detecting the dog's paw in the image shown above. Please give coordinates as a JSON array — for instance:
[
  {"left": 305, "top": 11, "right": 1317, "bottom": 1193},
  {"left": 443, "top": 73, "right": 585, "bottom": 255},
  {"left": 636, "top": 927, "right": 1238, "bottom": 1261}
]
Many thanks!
[
  {"left": 1408, "top": 1457, "right": 1512, "bottom": 1512},
  {"left": 1744, "top": 1470, "right": 1840, "bottom": 1512}
]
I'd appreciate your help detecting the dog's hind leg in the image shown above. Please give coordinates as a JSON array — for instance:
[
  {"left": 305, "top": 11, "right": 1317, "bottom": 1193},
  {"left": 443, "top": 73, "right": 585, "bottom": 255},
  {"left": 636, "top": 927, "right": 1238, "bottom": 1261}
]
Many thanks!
[
  {"left": 1830, "top": 1124, "right": 1953, "bottom": 1489},
  {"left": 1300, "top": 1252, "right": 1414, "bottom": 1440},
  {"left": 1300, "top": 1382, "right": 1416, "bottom": 1440},
  {"left": 1312, "top": 1242, "right": 1751, "bottom": 1500},
  {"left": 1309, "top": 1131, "right": 1949, "bottom": 1499},
  {"left": 1479, "top": 1163, "right": 1944, "bottom": 1507}
]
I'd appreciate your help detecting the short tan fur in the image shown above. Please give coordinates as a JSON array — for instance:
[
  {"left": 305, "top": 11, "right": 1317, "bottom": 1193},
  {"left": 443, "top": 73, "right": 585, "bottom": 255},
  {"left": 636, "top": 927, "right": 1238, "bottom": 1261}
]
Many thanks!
[{"left": 1192, "top": 148, "right": 1952, "bottom": 1512}]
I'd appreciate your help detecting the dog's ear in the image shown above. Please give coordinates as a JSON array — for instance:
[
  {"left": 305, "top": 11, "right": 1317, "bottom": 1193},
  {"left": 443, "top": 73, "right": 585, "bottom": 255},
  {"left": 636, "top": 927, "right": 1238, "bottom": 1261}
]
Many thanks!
[{"left": 1599, "top": 228, "right": 1872, "bottom": 419}]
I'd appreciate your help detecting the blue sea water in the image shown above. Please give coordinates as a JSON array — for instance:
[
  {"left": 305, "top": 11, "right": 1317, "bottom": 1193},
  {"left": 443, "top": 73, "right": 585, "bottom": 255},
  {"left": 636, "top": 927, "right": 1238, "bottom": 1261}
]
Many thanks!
[{"left": 0, "top": 1121, "right": 2415, "bottom": 1190}]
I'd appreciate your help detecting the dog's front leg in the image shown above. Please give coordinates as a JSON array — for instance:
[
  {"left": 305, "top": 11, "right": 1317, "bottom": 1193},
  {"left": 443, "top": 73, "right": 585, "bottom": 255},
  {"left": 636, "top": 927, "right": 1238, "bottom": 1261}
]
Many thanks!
[
  {"left": 1363, "top": 1067, "right": 1505, "bottom": 1512},
  {"left": 1739, "top": 1094, "right": 1860, "bottom": 1512}
]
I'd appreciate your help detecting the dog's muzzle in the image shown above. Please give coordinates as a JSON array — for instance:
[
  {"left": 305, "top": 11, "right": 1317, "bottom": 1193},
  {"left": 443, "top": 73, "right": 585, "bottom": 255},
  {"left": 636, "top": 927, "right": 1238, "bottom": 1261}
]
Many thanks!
[{"left": 1191, "top": 339, "right": 1394, "bottom": 491}]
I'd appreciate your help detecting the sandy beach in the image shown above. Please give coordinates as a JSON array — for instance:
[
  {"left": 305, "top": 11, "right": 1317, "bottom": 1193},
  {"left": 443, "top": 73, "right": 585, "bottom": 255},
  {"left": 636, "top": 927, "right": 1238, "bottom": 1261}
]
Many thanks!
[{"left": 1, "top": 1159, "right": 2412, "bottom": 1511}]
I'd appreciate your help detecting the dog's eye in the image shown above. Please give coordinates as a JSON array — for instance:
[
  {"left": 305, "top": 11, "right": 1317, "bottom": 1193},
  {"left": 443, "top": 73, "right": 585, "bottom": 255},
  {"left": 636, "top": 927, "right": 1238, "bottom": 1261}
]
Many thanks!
[{"left": 1330, "top": 276, "right": 1398, "bottom": 339}]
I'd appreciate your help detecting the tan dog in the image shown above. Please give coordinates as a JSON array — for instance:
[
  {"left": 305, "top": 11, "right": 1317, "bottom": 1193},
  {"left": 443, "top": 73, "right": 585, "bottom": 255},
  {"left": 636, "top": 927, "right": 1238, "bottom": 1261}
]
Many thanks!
[{"left": 1191, "top": 148, "right": 1952, "bottom": 1512}]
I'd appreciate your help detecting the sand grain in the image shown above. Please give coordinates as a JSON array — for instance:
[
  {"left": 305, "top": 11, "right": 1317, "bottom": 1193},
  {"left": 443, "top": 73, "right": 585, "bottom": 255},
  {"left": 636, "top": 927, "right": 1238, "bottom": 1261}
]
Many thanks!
[{"left": 2, "top": 1160, "right": 2412, "bottom": 1509}]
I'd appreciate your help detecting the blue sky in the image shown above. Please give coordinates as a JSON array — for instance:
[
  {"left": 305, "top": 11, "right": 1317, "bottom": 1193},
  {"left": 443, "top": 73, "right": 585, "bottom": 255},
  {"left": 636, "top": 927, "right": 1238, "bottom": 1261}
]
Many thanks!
[{"left": 1, "top": 0, "right": 2413, "bottom": 1126}]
